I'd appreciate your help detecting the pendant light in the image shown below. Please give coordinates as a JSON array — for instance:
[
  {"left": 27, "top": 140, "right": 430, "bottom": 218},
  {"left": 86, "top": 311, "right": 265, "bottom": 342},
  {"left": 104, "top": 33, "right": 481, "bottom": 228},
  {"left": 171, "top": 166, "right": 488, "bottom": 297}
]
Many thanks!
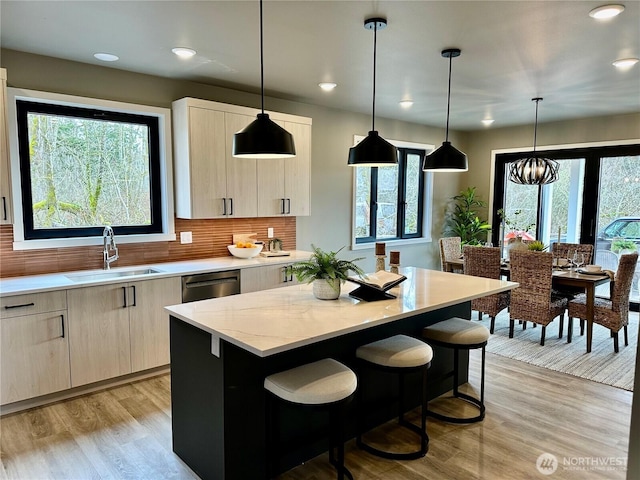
[
  {"left": 233, "top": 0, "right": 296, "bottom": 158},
  {"left": 348, "top": 18, "right": 398, "bottom": 167},
  {"left": 423, "top": 48, "right": 468, "bottom": 172},
  {"left": 508, "top": 98, "right": 559, "bottom": 185}
]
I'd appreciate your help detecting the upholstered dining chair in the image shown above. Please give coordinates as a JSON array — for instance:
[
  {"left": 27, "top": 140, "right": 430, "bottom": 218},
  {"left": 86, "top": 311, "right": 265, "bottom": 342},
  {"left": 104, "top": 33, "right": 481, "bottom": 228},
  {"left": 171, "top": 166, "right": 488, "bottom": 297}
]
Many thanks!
[
  {"left": 463, "top": 245, "right": 510, "bottom": 333},
  {"left": 439, "top": 237, "right": 462, "bottom": 273},
  {"left": 567, "top": 252, "right": 638, "bottom": 352},
  {"left": 508, "top": 250, "right": 568, "bottom": 346}
]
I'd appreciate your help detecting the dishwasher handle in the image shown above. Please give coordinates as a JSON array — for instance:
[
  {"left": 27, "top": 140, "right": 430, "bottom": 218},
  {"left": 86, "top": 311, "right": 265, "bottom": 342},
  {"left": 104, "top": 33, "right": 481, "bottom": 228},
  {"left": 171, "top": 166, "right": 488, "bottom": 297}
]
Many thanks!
[{"left": 184, "top": 277, "right": 238, "bottom": 289}]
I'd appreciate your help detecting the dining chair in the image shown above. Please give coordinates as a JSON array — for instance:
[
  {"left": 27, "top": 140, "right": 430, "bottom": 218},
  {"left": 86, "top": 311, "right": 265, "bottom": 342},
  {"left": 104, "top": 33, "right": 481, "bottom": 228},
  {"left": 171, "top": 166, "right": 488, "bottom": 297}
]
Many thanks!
[
  {"left": 567, "top": 252, "right": 638, "bottom": 352},
  {"left": 508, "top": 250, "right": 568, "bottom": 346},
  {"left": 463, "top": 245, "right": 510, "bottom": 333},
  {"left": 552, "top": 242, "right": 595, "bottom": 299},
  {"left": 439, "top": 237, "right": 462, "bottom": 273},
  {"left": 552, "top": 242, "right": 594, "bottom": 265}
]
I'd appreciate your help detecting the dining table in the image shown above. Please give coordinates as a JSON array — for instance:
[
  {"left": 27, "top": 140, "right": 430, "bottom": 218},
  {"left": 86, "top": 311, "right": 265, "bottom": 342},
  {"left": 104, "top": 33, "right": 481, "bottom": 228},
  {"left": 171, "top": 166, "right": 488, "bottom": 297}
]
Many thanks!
[{"left": 444, "top": 257, "right": 611, "bottom": 353}]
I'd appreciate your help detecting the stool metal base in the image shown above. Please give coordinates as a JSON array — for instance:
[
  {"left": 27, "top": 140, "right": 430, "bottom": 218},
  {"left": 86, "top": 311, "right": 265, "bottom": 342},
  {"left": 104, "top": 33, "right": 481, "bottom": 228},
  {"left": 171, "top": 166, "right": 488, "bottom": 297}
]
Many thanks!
[
  {"left": 426, "top": 343, "right": 486, "bottom": 424},
  {"left": 357, "top": 362, "right": 430, "bottom": 460}
]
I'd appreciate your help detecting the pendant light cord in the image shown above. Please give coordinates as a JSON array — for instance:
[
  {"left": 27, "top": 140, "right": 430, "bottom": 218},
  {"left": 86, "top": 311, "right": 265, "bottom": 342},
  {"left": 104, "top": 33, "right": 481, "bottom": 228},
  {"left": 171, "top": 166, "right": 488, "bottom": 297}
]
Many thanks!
[
  {"left": 445, "top": 53, "right": 453, "bottom": 142},
  {"left": 259, "top": 0, "right": 265, "bottom": 115},
  {"left": 532, "top": 98, "right": 541, "bottom": 154},
  {"left": 371, "top": 22, "right": 378, "bottom": 132}
]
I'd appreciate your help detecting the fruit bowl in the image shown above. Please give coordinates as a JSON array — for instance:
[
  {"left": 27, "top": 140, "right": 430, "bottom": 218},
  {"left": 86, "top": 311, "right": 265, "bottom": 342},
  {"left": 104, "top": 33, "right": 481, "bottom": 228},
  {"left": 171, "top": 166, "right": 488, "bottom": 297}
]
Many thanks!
[{"left": 227, "top": 244, "right": 263, "bottom": 259}]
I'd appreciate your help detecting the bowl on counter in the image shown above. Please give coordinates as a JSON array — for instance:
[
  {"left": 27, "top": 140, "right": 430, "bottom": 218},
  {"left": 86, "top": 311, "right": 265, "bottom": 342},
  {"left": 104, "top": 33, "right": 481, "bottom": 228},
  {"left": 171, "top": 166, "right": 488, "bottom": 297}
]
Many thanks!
[{"left": 228, "top": 244, "right": 263, "bottom": 259}]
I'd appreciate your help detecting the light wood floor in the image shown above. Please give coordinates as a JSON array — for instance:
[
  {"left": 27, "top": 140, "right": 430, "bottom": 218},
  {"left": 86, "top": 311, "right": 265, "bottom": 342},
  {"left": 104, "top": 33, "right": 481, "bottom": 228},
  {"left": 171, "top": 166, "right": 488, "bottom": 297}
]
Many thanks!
[{"left": 1, "top": 352, "right": 632, "bottom": 480}]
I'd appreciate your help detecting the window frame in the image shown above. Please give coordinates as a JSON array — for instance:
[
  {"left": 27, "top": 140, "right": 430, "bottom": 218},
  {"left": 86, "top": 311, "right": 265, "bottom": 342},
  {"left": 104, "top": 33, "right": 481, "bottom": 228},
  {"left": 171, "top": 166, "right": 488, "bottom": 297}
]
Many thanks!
[
  {"left": 7, "top": 88, "right": 175, "bottom": 250},
  {"left": 351, "top": 136, "right": 434, "bottom": 250}
]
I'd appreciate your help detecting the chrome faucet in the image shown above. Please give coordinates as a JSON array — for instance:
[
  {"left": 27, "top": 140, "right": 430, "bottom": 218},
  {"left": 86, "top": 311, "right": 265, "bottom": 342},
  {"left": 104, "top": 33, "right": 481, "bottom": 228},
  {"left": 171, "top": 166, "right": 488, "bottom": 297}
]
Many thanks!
[{"left": 103, "top": 226, "right": 119, "bottom": 270}]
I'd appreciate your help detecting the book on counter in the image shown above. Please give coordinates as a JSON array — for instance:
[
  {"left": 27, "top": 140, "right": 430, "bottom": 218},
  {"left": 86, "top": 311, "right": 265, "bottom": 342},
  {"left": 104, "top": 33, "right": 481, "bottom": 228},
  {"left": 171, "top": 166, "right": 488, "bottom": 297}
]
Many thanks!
[{"left": 347, "top": 271, "right": 407, "bottom": 301}]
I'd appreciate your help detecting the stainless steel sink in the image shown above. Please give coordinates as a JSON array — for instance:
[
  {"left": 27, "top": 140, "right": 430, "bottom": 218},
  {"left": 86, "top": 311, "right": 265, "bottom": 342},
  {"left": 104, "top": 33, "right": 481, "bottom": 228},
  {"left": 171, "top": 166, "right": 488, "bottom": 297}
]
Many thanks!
[{"left": 65, "top": 268, "right": 162, "bottom": 282}]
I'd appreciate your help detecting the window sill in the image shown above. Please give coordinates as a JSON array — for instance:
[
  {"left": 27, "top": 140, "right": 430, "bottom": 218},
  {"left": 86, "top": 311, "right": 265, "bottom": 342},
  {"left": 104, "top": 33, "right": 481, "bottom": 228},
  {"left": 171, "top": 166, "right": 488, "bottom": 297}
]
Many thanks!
[
  {"left": 351, "top": 236, "right": 433, "bottom": 251},
  {"left": 12, "top": 233, "right": 177, "bottom": 251}
]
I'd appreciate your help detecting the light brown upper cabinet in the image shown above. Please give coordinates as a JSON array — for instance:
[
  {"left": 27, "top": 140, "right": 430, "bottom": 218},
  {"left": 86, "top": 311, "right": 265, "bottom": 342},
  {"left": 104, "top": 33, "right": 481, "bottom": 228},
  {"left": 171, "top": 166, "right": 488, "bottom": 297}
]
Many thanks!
[
  {"left": 0, "top": 68, "right": 13, "bottom": 224},
  {"left": 172, "top": 97, "right": 311, "bottom": 219}
]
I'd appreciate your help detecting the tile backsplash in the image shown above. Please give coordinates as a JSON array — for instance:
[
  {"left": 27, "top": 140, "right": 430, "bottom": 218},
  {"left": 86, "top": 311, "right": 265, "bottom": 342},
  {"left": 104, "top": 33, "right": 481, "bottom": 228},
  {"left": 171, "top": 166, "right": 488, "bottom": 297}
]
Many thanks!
[{"left": 0, "top": 217, "right": 296, "bottom": 278}]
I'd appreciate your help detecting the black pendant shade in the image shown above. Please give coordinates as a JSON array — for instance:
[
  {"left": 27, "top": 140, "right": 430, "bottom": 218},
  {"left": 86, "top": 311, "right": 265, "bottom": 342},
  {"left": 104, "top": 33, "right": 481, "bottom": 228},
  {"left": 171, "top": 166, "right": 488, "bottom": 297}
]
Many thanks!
[
  {"left": 232, "top": 0, "right": 296, "bottom": 159},
  {"left": 348, "top": 131, "right": 398, "bottom": 166},
  {"left": 423, "top": 48, "right": 468, "bottom": 172},
  {"left": 422, "top": 141, "right": 468, "bottom": 171},
  {"left": 508, "top": 97, "right": 559, "bottom": 185},
  {"left": 348, "top": 17, "right": 398, "bottom": 166},
  {"left": 233, "top": 113, "right": 296, "bottom": 158}
]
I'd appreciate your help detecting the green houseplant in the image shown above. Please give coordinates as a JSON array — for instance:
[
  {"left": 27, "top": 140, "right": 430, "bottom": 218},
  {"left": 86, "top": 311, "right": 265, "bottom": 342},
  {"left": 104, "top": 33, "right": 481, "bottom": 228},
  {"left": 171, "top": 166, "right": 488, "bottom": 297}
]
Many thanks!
[
  {"left": 611, "top": 239, "right": 637, "bottom": 254},
  {"left": 527, "top": 240, "right": 547, "bottom": 251},
  {"left": 444, "top": 187, "right": 492, "bottom": 246},
  {"left": 288, "top": 245, "right": 365, "bottom": 299}
]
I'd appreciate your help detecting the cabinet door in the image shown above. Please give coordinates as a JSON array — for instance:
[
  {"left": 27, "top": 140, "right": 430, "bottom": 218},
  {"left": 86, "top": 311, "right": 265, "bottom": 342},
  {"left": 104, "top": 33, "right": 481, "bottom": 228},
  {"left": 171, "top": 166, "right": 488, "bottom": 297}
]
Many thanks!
[
  {"left": 256, "top": 157, "right": 285, "bottom": 216},
  {"left": 129, "top": 277, "right": 181, "bottom": 372},
  {"left": 0, "top": 68, "right": 12, "bottom": 224},
  {"left": 241, "top": 264, "right": 298, "bottom": 293},
  {"left": 283, "top": 122, "right": 311, "bottom": 216},
  {"left": 67, "top": 285, "right": 131, "bottom": 387},
  {"left": 187, "top": 106, "right": 228, "bottom": 218},
  {"left": 1, "top": 311, "right": 70, "bottom": 404},
  {"left": 225, "top": 112, "right": 258, "bottom": 217}
]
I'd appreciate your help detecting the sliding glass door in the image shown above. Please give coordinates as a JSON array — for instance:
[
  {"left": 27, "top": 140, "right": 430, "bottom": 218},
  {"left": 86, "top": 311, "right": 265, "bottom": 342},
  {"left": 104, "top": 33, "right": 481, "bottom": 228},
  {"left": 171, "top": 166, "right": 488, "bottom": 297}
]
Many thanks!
[{"left": 493, "top": 144, "right": 640, "bottom": 305}]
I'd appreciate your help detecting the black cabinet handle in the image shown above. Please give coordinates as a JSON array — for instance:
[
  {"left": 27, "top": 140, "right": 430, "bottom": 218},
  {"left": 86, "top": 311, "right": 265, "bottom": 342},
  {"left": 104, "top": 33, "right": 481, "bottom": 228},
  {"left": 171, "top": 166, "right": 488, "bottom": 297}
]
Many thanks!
[
  {"left": 280, "top": 198, "right": 285, "bottom": 215},
  {"left": 2, "top": 197, "right": 6, "bottom": 221},
  {"left": 131, "top": 285, "right": 137, "bottom": 307},
  {"left": 229, "top": 198, "right": 234, "bottom": 216},
  {"left": 122, "top": 286, "right": 128, "bottom": 308},
  {"left": 282, "top": 266, "right": 288, "bottom": 283},
  {"left": 60, "top": 314, "right": 65, "bottom": 338},
  {"left": 222, "top": 198, "right": 227, "bottom": 215},
  {"left": 286, "top": 198, "right": 291, "bottom": 214},
  {"left": 4, "top": 302, "right": 35, "bottom": 310}
]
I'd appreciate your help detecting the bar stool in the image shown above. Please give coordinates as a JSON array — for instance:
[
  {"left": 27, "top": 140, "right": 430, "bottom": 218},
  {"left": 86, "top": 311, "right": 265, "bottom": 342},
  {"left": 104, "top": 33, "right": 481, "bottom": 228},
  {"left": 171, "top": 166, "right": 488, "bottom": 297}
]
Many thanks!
[
  {"left": 422, "top": 317, "right": 490, "bottom": 423},
  {"left": 264, "top": 358, "right": 357, "bottom": 480},
  {"left": 355, "top": 334, "right": 433, "bottom": 459}
]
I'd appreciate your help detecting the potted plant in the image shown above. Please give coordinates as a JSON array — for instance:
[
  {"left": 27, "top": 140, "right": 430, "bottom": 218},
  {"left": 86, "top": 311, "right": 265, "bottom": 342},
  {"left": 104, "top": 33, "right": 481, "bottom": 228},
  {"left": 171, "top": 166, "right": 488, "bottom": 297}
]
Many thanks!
[
  {"left": 611, "top": 239, "right": 637, "bottom": 254},
  {"left": 498, "top": 208, "right": 536, "bottom": 259},
  {"left": 444, "top": 187, "right": 492, "bottom": 246},
  {"left": 527, "top": 240, "right": 547, "bottom": 251},
  {"left": 288, "top": 245, "right": 365, "bottom": 300}
]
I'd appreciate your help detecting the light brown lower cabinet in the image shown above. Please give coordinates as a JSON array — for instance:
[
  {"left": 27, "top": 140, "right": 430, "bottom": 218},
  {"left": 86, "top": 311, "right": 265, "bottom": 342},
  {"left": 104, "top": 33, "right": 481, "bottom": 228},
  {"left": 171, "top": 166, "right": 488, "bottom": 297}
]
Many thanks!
[
  {"left": 241, "top": 264, "right": 299, "bottom": 293},
  {"left": 67, "top": 276, "right": 181, "bottom": 387},
  {"left": 0, "top": 290, "right": 70, "bottom": 404}
]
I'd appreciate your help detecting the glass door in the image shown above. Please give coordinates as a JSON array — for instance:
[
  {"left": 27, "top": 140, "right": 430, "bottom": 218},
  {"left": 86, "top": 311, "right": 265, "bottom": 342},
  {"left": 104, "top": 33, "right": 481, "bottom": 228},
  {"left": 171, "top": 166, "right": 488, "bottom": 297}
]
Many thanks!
[{"left": 593, "top": 155, "right": 640, "bottom": 302}]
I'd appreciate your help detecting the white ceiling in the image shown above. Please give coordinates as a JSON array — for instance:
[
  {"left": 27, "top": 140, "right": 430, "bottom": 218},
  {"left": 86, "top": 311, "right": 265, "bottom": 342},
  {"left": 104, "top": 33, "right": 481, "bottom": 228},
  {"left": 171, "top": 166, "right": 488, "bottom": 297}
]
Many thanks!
[{"left": 1, "top": 1, "right": 639, "bottom": 131}]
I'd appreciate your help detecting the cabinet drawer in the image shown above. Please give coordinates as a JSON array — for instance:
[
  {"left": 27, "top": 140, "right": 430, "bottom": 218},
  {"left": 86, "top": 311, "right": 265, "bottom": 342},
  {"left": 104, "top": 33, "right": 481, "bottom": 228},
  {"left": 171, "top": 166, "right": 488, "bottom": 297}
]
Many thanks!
[{"left": 1, "top": 291, "right": 67, "bottom": 318}]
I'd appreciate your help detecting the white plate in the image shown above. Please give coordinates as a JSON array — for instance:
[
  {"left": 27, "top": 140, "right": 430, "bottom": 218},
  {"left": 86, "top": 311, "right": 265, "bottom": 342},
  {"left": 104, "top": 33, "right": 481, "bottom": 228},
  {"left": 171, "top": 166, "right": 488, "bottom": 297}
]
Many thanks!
[{"left": 576, "top": 269, "right": 606, "bottom": 276}]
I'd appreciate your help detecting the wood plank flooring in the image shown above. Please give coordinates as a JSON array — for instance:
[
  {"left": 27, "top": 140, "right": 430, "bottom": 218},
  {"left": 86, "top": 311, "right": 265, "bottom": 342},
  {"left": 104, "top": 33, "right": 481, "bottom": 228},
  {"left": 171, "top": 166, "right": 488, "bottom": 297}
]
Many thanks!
[{"left": 1, "top": 352, "right": 632, "bottom": 479}]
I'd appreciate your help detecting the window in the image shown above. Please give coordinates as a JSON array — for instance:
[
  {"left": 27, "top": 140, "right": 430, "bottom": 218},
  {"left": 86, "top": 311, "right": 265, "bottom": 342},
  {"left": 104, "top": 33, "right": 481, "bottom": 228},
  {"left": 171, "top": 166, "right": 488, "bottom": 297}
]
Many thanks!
[
  {"left": 354, "top": 147, "right": 427, "bottom": 245},
  {"left": 8, "top": 89, "right": 174, "bottom": 248}
]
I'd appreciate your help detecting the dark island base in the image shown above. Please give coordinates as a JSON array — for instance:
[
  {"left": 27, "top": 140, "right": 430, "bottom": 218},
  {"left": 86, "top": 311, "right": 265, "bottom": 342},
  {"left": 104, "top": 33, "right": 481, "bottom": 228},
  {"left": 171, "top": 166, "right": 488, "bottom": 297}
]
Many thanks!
[{"left": 170, "top": 302, "right": 470, "bottom": 480}]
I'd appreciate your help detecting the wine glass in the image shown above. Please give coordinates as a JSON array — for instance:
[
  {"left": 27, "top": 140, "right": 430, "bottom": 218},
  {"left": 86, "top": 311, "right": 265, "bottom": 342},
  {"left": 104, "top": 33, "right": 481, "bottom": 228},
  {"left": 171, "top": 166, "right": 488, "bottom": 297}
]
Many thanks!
[{"left": 572, "top": 251, "right": 585, "bottom": 272}]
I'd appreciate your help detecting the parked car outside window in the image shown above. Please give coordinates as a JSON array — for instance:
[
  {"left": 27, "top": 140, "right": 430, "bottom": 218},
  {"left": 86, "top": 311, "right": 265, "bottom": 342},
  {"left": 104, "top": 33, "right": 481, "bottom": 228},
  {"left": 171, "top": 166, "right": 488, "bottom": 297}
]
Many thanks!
[{"left": 596, "top": 217, "right": 640, "bottom": 252}]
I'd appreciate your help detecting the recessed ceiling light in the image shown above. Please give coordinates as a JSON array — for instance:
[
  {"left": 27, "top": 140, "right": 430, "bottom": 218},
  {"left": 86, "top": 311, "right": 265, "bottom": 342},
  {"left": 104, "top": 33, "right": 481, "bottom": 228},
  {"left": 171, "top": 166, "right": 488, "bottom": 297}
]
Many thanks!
[
  {"left": 172, "top": 47, "right": 197, "bottom": 58},
  {"left": 481, "top": 119, "right": 495, "bottom": 126},
  {"left": 399, "top": 100, "right": 414, "bottom": 108},
  {"left": 588, "top": 4, "right": 625, "bottom": 19},
  {"left": 613, "top": 57, "right": 639, "bottom": 69},
  {"left": 93, "top": 53, "right": 119, "bottom": 62},
  {"left": 318, "top": 82, "right": 337, "bottom": 91}
]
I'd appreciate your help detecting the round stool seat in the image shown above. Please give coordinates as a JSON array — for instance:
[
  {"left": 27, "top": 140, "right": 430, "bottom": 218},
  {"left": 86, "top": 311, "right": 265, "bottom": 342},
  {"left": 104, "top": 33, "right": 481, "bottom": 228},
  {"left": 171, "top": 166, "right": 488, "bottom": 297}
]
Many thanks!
[
  {"left": 356, "top": 334, "right": 433, "bottom": 368},
  {"left": 423, "top": 317, "right": 489, "bottom": 346},
  {"left": 264, "top": 358, "right": 357, "bottom": 405}
]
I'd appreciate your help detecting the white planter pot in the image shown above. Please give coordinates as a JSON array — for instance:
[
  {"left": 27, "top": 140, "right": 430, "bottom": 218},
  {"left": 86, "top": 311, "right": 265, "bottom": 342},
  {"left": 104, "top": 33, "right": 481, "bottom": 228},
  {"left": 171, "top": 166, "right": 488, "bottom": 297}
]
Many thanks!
[{"left": 312, "top": 278, "right": 341, "bottom": 300}]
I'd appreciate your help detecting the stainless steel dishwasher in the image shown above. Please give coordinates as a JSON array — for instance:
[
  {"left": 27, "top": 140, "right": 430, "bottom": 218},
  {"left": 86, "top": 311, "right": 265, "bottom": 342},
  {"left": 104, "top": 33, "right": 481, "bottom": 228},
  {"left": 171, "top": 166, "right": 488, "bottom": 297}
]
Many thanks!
[{"left": 181, "top": 270, "right": 241, "bottom": 303}]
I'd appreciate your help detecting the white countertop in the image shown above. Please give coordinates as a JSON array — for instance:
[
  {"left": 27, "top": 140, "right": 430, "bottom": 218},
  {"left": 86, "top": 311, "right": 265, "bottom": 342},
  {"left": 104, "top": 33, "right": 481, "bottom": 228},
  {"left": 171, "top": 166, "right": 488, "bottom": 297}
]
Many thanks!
[
  {"left": 0, "top": 251, "right": 312, "bottom": 296},
  {"left": 165, "top": 266, "right": 518, "bottom": 358}
]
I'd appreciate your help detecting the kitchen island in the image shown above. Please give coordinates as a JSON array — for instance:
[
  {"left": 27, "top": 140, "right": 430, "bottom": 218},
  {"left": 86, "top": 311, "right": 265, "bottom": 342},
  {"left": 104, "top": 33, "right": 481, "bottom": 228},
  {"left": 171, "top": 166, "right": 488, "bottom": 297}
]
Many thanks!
[{"left": 165, "top": 266, "right": 517, "bottom": 479}]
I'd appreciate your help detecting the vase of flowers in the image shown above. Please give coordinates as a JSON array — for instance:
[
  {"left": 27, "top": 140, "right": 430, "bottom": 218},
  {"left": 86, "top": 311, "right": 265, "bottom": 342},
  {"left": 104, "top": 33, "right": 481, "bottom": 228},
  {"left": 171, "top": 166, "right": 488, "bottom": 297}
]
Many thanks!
[{"left": 498, "top": 208, "right": 536, "bottom": 259}]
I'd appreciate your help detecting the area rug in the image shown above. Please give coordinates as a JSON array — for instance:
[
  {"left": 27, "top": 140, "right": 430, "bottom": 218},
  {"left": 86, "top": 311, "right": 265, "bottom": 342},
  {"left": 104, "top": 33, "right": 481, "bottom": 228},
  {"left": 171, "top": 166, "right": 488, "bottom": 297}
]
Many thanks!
[{"left": 484, "top": 310, "right": 638, "bottom": 391}]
